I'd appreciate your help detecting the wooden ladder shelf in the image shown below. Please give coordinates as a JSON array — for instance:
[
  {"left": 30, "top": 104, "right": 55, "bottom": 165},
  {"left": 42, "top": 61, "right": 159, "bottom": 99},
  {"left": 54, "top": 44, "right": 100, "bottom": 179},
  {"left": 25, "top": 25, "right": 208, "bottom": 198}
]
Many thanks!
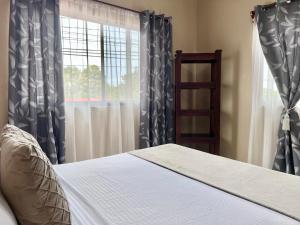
[{"left": 175, "top": 50, "right": 222, "bottom": 155}]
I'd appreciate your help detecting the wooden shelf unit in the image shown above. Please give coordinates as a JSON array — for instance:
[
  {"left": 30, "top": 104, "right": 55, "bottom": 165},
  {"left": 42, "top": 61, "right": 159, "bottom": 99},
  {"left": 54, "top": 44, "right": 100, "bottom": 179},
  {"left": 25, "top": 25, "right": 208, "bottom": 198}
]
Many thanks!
[{"left": 175, "top": 50, "right": 222, "bottom": 155}]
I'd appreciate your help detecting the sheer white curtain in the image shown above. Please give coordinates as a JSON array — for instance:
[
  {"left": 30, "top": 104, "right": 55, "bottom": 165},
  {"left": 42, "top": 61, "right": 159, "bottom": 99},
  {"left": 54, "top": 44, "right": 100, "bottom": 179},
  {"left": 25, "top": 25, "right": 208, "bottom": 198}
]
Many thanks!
[
  {"left": 60, "top": 0, "right": 140, "bottom": 30},
  {"left": 248, "top": 24, "right": 283, "bottom": 168},
  {"left": 60, "top": 0, "right": 140, "bottom": 162}
]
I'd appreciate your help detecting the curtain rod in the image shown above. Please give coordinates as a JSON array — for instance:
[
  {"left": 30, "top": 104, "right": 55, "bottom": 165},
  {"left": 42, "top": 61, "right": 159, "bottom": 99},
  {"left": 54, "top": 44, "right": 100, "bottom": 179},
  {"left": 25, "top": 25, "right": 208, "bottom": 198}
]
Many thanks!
[
  {"left": 92, "top": 0, "right": 140, "bottom": 14},
  {"left": 91, "top": 0, "right": 172, "bottom": 20},
  {"left": 250, "top": 0, "right": 293, "bottom": 22}
]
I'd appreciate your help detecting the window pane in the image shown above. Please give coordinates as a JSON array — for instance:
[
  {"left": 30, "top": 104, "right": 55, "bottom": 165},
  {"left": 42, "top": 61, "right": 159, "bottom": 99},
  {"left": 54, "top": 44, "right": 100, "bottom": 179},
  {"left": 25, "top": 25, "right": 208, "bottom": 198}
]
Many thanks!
[
  {"left": 103, "top": 25, "right": 126, "bottom": 100},
  {"left": 60, "top": 16, "right": 140, "bottom": 103},
  {"left": 130, "top": 30, "right": 140, "bottom": 101}
]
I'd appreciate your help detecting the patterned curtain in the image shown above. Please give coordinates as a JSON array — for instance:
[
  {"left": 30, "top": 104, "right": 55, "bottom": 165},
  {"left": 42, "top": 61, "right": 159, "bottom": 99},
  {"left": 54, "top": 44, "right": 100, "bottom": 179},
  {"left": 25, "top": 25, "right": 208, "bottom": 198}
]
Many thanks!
[
  {"left": 255, "top": 1, "right": 300, "bottom": 175},
  {"left": 139, "top": 11, "right": 174, "bottom": 148},
  {"left": 9, "top": 0, "right": 65, "bottom": 164}
]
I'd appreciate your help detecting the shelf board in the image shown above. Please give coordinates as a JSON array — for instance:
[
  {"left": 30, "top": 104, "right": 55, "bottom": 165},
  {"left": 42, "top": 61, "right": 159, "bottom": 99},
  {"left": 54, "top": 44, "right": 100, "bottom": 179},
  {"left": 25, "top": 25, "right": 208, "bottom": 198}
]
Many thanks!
[
  {"left": 177, "top": 82, "right": 215, "bottom": 89},
  {"left": 179, "top": 133, "right": 216, "bottom": 144},
  {"left": 179, "top": 53, "right": 217, "bottom": 64},
  {"left": 179, "top": 109, "right": 212, "bottom": 117}
]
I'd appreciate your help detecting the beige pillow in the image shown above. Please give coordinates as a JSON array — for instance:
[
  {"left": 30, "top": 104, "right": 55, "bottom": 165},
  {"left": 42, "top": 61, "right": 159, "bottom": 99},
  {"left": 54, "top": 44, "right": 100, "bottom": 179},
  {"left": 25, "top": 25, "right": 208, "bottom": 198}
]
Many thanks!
[{"left": 0, "top": 124, "right": 71, "bottom": 225}]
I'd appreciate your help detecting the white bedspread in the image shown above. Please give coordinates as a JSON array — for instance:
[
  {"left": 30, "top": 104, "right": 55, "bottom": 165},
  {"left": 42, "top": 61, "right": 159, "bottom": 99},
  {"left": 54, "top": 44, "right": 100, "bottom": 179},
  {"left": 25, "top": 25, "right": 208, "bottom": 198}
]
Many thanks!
[
  {"left": 131, "top": 144, "right": 300, "bottom": 221},
  {"left": 54, "top": 154, "right": 299, "bottom": 225}
]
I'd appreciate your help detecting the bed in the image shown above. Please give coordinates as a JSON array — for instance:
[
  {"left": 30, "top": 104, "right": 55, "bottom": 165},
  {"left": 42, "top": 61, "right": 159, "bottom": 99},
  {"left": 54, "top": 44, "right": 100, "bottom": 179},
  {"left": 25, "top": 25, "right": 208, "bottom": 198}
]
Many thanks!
[{"left": 53, "top": 144, "right": 300, "bottom": 225}]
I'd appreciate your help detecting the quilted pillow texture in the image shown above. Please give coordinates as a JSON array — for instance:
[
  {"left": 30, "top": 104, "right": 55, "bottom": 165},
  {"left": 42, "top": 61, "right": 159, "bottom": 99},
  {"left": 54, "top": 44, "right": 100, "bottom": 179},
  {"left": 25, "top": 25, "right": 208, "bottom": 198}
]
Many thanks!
[
  {"left": 0, "top": 124, "right": 71, "bottom": 225},
  {"left": 0, "top": 145, "right": 18, "bottom": 225}
]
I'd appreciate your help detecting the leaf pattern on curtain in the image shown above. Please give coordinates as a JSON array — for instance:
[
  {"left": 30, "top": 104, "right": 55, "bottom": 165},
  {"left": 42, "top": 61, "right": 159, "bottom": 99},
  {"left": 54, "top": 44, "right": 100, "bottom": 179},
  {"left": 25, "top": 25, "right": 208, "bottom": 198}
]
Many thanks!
[
  {"left": 9, "top": 0, "right": 65, "bottom": 164},
  {"left": 255, "top": 1, "right": 300, "bottom": 175},
  {"left": 139, "top": 11, "right": 174, "bottom": 148}
]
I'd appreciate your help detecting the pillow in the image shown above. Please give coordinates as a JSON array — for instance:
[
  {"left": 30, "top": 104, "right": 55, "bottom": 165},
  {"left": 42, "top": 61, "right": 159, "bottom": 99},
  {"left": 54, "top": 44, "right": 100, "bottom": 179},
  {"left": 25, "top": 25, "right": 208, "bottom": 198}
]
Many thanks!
[
  {"left": 0, "top": 190, "right": 18, "bottom": 225},
  {"left": 0, "top": 147, "right": 17, "bottom": 225},
  {"left": 0, "top": 130, "right": 17, "bottom": 225},
  {"left": 0, "top": 124, "right": 71, "bottom": 225}
]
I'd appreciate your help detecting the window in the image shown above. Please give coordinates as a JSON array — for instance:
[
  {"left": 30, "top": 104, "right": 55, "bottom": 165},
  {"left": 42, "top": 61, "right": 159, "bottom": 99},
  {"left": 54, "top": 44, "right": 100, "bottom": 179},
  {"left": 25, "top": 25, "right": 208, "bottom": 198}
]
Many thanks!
[
  {"left": 60, "top": 16, "right": 140, "bottom": 103},
  {"left": 60, "top": 0, "right": 141, "bottom": 162},
  {"left": 261, "top": 56, "right": 279, "bottom": 101}
]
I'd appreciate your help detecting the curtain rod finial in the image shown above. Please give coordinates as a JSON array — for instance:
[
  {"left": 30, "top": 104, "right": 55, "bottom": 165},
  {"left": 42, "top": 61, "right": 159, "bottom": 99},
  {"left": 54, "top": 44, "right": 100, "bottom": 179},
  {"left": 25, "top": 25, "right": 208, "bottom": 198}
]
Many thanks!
[{"left": 251, "top": 10, "right": 255, "bottom": 23}]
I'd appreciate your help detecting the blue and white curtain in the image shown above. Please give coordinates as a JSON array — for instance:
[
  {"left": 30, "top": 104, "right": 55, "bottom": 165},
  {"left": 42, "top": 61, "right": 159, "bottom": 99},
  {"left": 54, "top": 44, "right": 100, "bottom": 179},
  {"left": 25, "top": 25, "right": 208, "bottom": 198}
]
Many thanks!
[
  {"left": 9, "top": 0, "right": 65, "bottom": 164},
  {"left": 255, "top": 0, "right": 300, "bottom": 175},
  {"left": 139, "top": 11, "right": 174, "bottom": 148}
]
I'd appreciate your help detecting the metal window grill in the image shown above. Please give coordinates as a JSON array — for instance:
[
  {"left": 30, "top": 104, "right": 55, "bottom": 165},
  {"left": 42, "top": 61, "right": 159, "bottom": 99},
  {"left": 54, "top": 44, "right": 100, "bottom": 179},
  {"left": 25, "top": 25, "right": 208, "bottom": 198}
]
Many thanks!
[{"left": 60, "top": 16, "right": 140, "bottom": 102}]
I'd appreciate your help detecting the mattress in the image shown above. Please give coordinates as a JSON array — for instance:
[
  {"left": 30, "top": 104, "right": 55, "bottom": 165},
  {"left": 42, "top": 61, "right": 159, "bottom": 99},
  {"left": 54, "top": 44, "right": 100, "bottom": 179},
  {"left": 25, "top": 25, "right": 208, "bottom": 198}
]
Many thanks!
[{"left": 54, "top": 153, "right": 299, "bottom": 225}]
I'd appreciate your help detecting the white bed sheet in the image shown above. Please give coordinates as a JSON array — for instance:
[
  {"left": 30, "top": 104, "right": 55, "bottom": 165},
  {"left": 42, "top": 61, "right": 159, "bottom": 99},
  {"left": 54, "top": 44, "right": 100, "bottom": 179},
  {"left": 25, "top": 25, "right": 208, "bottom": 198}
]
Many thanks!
[{"left": 54, "top": 154, "right": 299, "bottom": 225}]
